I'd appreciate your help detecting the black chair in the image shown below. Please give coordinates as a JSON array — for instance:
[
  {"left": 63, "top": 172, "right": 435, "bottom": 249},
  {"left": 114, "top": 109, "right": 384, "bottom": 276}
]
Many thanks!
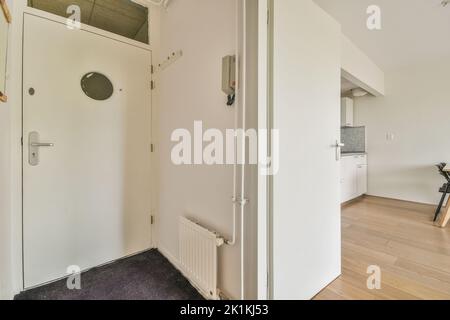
[{"left": 434, "top": 163, "right": 450, "bottom": 222}]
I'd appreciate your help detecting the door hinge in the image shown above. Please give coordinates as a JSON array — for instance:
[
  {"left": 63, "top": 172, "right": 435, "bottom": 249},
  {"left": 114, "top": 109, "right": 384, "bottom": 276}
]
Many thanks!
[
  {"left": 151, "top": 65, "right": 155, "bottom": 74},
  {"left": 232, "top": 196, "right": 249, "bottom": 206},
  {"left": 150, "top": 80, "right": 155, "bottom": 90},
  {"left": 21, "top": 137, "right": 23, "bottom": 146},
  {"left": 151, "top": 144, "right": 154, "bottom": 152},
  {"left": 151, "top": 215, "right": 155, "bottom": 225},
  {"left": 267, "top": 9, "right": 270, "bottom": 25}
]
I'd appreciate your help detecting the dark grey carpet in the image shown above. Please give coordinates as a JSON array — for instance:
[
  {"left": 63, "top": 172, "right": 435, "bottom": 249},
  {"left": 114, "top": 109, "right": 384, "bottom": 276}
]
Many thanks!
[{"left": 14, "top": 249, "right": 204, "bottom": 300}]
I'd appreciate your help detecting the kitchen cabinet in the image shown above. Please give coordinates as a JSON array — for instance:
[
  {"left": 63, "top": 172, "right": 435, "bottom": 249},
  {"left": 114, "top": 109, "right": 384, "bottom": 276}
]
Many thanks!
[
  {"left": 341, "top": 156, "right": 357, "bottom": 203},
  {"left": 341, "top": 154, "right": 367, "bottom": 203},
  {"left": 356, "top": 163, "right": 368, "bottom": 196},
  {"left": 341, "top": 97, "right": 354, "bottom": 127}
]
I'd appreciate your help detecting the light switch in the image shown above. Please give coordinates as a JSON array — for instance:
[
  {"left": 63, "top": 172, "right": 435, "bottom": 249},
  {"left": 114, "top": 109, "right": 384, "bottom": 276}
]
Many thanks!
[{"left": 386, "top": 133, "right": 395, "bottom": 141}]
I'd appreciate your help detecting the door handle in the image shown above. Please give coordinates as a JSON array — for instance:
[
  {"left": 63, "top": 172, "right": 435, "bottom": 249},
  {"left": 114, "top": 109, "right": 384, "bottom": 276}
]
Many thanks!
[
  {"left": 30, "top": 142, "right": 54, "bottom": 147},
  {"left": 334, "top": 141, "right": 345, "bottom": 161},
  {"left": 29, "top": 132, "right": 54, "bottom": 166}
]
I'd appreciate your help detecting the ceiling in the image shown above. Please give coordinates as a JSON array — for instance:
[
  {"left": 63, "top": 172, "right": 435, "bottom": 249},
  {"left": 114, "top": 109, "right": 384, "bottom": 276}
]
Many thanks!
[
  {"left": 28, "top": 0, "right": 149, "bottom": 43},
  {"left": 314, "top": 0, "right": 450, "bottom": 71}
]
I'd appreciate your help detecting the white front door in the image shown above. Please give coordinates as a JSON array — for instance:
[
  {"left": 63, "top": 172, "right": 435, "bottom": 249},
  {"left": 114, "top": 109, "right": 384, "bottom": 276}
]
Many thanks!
[
  {"left": 23, "top": 14, "right": 152, "bottom": 288},
  {"left": 270, "top": 0, "right": 342, "bottom": 299}
]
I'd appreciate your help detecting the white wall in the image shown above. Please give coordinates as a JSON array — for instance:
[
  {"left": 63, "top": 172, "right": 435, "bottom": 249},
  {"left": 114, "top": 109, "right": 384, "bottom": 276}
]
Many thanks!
[
  {"left": 155, "top": 0, "right": 257, "bottom": 299},
  {"left": 8, "top": 0, "right": 28, "bottom": 298},
  {"left": 0, "top": 98, "right": 11, "bottom": 300},
  {"left": 354, "top": 57, "right": 450, "bottom": 205},
  {"left": 341, "top": 34, "right": 385, "bottom": 97},
  {"left": 0, "top": 43, "right": 11, "bottom": 299},
  {"left": 0, "top": 0, "right": 13, "bottom": 301}
]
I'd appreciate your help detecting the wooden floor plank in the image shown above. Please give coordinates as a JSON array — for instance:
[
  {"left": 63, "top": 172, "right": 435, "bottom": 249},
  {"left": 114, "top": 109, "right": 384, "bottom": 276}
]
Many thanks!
[{"left": 315, "top": 196, "right": 450, "bottom": 300}]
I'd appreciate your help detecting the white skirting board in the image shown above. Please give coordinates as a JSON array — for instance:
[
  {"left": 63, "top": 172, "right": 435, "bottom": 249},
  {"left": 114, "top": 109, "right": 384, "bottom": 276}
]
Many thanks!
[{"left": 0, "top": 286, "right": 14, "bottom": 300}]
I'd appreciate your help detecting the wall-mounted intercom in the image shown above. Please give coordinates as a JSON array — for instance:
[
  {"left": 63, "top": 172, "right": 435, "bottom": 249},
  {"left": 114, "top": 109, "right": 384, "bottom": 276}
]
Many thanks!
[{"left": 222, "top": 55, "right": 236, "bottom": 106}]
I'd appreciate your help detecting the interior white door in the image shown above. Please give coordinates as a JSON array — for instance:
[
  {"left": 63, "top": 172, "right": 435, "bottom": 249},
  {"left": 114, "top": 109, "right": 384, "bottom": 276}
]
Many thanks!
[
  {"left": 270, "top": 0, "right": 341, "bottom": 299},
  {"left": 23, "top": 14, "right": 152, "bottom": 288}
]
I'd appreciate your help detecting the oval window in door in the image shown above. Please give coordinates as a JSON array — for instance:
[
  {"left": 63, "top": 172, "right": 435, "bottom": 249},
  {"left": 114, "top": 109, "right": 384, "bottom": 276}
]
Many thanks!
[{"left": 81, "top": 72, "right": 114, "bottom": 101}]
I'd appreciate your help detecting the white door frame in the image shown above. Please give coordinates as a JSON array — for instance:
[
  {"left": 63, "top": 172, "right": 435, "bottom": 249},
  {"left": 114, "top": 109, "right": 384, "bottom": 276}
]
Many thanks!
[
  {"left": 257, "top": 0, "right": 269, "bottom": 300},
  {"left": 10, "top": 1, "right": 156, "bottom": 293}
]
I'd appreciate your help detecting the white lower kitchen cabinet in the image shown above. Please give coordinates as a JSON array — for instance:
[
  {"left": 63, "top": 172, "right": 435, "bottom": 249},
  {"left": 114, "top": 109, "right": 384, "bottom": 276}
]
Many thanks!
[
  {"left": 341, "top": 154, "right": 368, "bottom": 203},
  {"left": 341, "top": 156, "right": 357, "bottom": 203},
  {"left": 356, "top": 163, "right": 368, "bottom": 196}
]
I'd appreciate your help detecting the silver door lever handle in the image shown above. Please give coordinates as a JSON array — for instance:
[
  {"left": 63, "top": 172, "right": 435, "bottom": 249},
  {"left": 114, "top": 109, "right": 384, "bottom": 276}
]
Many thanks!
[
  {"left": 29, "top": 132, "right": 53, "bottom": 166},
  {"left": 30, "top": 142, "right": 54, "bottom": 147},
  {"left": 334, "top": 140, "right": 345, "bottom": 161}
]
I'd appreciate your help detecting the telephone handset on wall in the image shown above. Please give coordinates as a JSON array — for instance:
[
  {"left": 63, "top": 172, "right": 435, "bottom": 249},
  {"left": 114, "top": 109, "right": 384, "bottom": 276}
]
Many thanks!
[{"left": 222, "top": 55, "right": 236, "bottom": 106}]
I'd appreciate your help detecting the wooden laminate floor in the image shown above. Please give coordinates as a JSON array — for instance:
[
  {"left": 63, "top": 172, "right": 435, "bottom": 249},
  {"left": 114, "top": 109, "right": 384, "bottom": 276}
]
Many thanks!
[{"left": 315, "top": 196, "right": 450, "bottom": 300}]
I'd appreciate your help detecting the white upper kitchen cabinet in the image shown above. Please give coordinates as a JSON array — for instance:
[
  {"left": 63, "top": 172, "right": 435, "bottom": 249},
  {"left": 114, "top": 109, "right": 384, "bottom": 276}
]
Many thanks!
[{"left": 341, "top": 97, "right": 354, "bottom": 127}]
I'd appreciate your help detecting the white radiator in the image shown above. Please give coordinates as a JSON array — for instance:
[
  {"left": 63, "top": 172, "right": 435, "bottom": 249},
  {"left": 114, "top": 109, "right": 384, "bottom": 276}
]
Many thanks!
[{"left": 179, "top": 216, "right": 224, "bottom": 300}]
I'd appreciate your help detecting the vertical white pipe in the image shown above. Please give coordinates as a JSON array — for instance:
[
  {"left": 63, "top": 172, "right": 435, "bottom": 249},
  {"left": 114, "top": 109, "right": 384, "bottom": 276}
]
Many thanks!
[
  {"left": 225, "top": 0, "right": 240, "bottom": 247},
  {"left": 225, "top": 0, "right": 246, "bottom": 301}
]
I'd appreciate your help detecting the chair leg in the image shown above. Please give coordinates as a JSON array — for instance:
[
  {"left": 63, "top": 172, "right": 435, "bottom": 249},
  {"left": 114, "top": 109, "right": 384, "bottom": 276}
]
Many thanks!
[{"left": 434, "top": 192, "right": 447, "bottom": 222}]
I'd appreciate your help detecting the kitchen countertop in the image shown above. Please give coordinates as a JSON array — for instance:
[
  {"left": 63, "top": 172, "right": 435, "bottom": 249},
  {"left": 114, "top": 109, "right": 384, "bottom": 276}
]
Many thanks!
[{"left": 341, "top": 152, "right": 367, "bottom": 157}]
